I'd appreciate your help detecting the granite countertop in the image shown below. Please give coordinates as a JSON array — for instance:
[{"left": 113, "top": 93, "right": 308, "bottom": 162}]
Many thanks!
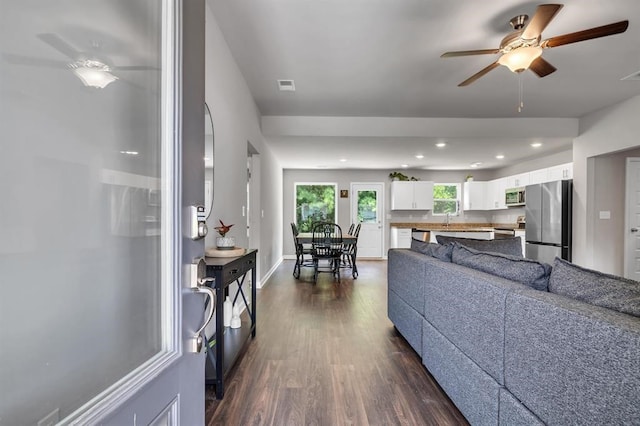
[{"left": 390, "top": 222, "right": 520, "bottom": 231}]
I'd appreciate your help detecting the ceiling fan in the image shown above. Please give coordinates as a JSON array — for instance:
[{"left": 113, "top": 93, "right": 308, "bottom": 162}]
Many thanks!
[
  {"left": 3, "top": 33, "right": 154, "bottom": 88},
  {"left": 441, "top": 4, "right": 629, "bottom": 87}
]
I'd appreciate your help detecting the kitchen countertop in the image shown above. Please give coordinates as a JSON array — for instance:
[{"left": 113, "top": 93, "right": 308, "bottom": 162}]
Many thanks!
[{"left": 390, "top": 222, "right": 521, "bottom": 230}]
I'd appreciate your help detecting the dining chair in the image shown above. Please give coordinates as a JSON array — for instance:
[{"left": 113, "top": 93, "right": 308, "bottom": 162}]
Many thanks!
[
  {"left": 311, "top": 222, "right": 343, "bottom": 283},
  {"left": 291, "top": 222, "right": 313, "bottom": 278},
  {"left": 341, "top": 223, "right": 360, "bottom": 278}
]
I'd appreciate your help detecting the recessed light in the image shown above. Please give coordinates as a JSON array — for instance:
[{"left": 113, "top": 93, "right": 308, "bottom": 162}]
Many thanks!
[
  {"left": 435, "top": 142, "right": 446, "bottom": 148},
  {"left": 401, "top": 164, "right": 409, "bottom": 168},
  {"left": 120, "top": 150, "right": 139, "bottom": 156},
  {"left": 415, "top": 154, "right": 424, "bottom": 159},
  {"left": 496, "top": 154, "right": 505, "bottom": 159},
  {"left": 470, "top": 162, "right": 482, "bottom": 168},
  {"left": 531, "top": 142, "right": 542, "bottom": 148},
  {"left": 339, "top": 158, "right": 347, "bottom": 162}
]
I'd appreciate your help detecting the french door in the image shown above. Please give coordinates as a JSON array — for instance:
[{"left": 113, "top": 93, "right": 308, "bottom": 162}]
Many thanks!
[
  {"left": 0, "top": 1, "right": 206, "bottom": 424},
  {"left": 351, "top": 183, "right": 384, "bottom": 258}
]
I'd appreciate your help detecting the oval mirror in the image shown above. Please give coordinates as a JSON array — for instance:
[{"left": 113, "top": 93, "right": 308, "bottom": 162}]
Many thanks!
[{"left": 204, "top": 103, "right": 214, "bottom": 218}]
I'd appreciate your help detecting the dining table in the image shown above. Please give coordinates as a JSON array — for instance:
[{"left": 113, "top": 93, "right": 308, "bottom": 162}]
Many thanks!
[{"left": 296, "top": 232, "right": 358, "bottom": 278}]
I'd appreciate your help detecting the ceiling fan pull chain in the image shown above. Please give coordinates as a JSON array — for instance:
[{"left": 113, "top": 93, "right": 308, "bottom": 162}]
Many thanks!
[{"left": 518, "top": 72, "right": 524, "bottom": 113}]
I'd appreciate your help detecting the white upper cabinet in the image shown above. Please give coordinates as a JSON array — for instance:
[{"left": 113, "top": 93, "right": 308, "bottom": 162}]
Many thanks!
[
  {"left": 463, "top": 181, "right": 488, "bottom": 210},
  {"left": 390, "top": 181, "right": 434, "bottom": 210},
  {"left": 488, "top": 178, "right": 508, "bottom": 210},
  {"left": 506, "top": 172, "right": 530, "bottom": 189},
  {"left": 529, "top": 162, "right": 574, "bottom": 185}
]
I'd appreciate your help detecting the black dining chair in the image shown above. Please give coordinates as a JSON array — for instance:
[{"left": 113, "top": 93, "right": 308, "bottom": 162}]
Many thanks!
[
  {"left": 291, "top": 222, "right": 313, "bottom": 278},
  {"left": 341, "top": 223, "right": 360, "bottom": 278},
  {"left": 311, "top": 222, "right": 343, "bottom": 283}
]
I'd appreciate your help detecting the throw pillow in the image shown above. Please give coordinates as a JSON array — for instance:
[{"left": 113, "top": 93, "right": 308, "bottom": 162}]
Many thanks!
[
  {"left": 435, "top": 235, "right": 523, "bottom": 257},
  {"left": 410, "top": 239, "right": 453, "bottom": 262},
  {"left": 451, "top": 243, "right": 552, "bottom": 291},
  {"left": 549, "top": 257, "right": 640, "bottom": 318}
]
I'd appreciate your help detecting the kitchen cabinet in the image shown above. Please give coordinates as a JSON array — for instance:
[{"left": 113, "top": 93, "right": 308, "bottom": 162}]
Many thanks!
[
  {"left": 514, "top": 230, "right": 526, "bottom": 256},
  {"left": 390, "top": 227, "right": 412, "bottom": 248},
  {"left": 547, "top": 163, "right": 573, "bottom": 181},
  {"left": 506, "top": 172, "right": 530, "bottom": 189},
  {"left": 390, "top": 181, "right": 434, "bottom": 210},
  {"left": 463, "top": 181, "right": 488, "bottom": 210},
  {"left": 487, "top": 178, "right": 507, "bottom": 210}
]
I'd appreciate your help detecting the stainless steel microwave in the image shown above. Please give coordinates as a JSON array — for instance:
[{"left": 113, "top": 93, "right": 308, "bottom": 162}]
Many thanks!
[{"left": 505, "top": 187, "right": 526, "bottom": 207}]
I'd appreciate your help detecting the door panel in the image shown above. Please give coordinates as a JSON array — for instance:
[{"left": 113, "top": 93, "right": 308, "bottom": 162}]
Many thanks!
[
  {"left": 0, "top": 1, "right": 205, "bottom": 424},
  {"left": 351, "top": 183, "right": 384, "bottom": 258},
  {"left": 625, "top": 158, "right": 640, "bottom": 279}
]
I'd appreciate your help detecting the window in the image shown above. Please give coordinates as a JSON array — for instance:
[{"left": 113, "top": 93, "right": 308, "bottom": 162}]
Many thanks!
[
  {"left": 295, "top": 183, "right": 337, "bottom": 232},
  {"left": 433, "top": 183, "right": 460, "bottom": 215}
]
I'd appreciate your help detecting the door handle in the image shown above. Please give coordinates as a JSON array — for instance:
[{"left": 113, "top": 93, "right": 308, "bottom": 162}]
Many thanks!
[
  {"left": 187, "top": 258, "right": 216, "bottom": 353},
  {"left": 631, "top": 228, "right": 638, "bottom": 233}
]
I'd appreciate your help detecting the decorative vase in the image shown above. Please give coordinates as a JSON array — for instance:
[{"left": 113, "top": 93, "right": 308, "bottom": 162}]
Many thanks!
[
  {"left": 216, "top": 236, "right": 236, "bottom": 250},
  {"left": 230, "top": 304, "right": 241, "bottom": 329},
  {"left": 223, "top": 296, "right": 232, "bottom": 327}
]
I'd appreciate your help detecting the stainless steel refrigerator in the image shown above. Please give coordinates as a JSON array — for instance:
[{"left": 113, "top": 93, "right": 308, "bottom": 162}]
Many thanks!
[{"left": 525, "top": 180, "right": 572, "bottom": 264}]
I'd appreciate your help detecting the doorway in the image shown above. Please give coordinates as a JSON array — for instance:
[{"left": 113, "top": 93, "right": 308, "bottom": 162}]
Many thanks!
[{"left": 351, "top": 183, "right": 384, "bottom": 258}]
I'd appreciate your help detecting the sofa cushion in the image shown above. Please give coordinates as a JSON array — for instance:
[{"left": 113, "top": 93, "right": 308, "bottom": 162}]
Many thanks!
[
  {"left": 451, "top": 243, "right": 551, "bottom": 291},
  {"left": 549, "top": 257, "right": 640, "bottom": 318},
  {"left": 435, "top": 235, "right": 523, "bottom": 257},
  {"left": 410, "top": 239, "right": 453, "bottom": 262}
]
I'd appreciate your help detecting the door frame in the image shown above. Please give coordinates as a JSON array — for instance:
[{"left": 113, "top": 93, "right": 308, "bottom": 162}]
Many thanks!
[
  {"left": 350, "top": 182, "right": 385, "bottom": 258},
  {"left": 624, "top": 158, "right": 640, "bottom": 278}
]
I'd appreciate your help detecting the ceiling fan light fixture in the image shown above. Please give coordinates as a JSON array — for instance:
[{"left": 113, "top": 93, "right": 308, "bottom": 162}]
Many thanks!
[
  {"left": 70, "top": 60, "right": 118, "bottom": 88},
  {"left": 498, "top": 46, "right": 543, "bottom": 73}
]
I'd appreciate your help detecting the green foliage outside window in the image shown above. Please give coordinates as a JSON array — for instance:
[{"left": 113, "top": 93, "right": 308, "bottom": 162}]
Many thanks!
[
  {"left": 433, "top": 184, "right": 459, "bottom": 215},
  {"left": 295, "top": 184, "right": 337, "bottom": 232},
  {"left": 357, "top": 190, "right": 377, "bottom": 223}
]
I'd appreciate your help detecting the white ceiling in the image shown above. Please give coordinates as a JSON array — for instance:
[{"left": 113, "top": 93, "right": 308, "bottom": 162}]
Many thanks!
[{"left": 208, "top": 0, "right": 640, "bottom": 170}]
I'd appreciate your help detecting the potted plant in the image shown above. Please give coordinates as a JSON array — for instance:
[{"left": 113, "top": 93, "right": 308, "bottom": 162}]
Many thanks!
[
  {"left": 465, "top": 174, "right": 474, "bottom": 182},
  {"left": 214, "top": 220, "right": 235, "bottom": 249}
]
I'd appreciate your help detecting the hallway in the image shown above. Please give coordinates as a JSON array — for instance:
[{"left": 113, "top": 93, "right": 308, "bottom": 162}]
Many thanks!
[{"left": 205, "top": 259, "right": 467, "bottom": 425}]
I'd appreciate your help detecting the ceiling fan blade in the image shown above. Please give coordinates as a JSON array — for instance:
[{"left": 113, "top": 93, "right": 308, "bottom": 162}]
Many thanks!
[
  {"left": 529, "top": 56, "right": 557, "bottom": 77},
  {"left": 37, "top": 33, "right": 79, "bottom": 60},
  {"left": 2, "top": 52, "right": 68, "bottom": 68},
  {"left": 522, "top": 4, "right": 563, "bottom": 40},
  {"left": 458, "top": 62, "right": 500, "bottom": 87},
  {"left": 441, "top": 49, "right": 499, "bottom": 58},
  {"left": 542, "top": 20, "right": 629, "bottom": 48}
]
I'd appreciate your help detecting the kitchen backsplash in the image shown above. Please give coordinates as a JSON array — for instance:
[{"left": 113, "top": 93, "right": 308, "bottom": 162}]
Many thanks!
[{"left": 389, "top": 206, "right": 525, "bottom": 226}]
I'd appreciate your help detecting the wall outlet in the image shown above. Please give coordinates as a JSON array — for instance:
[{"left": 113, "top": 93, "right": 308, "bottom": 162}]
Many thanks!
[
  {"left": 599, "top": 211, "right": 611, "bottom": 220},
  {"left": 38, "top": 408, "right": 60, "bottom": 426}
]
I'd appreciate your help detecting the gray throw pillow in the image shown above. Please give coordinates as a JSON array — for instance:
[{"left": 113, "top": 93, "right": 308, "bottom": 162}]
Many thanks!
[
  {"left": 549, "top": 257, "right": 640, "bottom": 318},
  {"left": 411, "top": 239, "right": 453, "bottom": 262},
  {"left": 410, "top": 239, "right": 453, "bottom": 262},
  {"left": 435, "top": 235, "right": 523, "bottom": 257},
  {"left": 451, "top": 243, "right": 552, "bottom": 291}
]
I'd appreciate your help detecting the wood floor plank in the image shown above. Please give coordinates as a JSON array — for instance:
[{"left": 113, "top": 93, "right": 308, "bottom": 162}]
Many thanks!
[{"left": 206, "top": 260, "right": 469, "bottom": 426}]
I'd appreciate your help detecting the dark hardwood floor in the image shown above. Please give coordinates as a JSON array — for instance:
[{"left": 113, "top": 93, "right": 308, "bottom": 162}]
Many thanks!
[{"left": 205, "top": 259, "right": 468, "bottom": 426}]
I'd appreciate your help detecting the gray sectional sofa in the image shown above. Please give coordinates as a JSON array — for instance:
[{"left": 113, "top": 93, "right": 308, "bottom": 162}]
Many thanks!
[{"left": 387, "top": 238, "right": 640, "bottom": 426}]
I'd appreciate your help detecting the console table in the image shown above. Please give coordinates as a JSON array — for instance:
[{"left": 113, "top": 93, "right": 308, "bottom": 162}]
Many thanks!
[{"left": 204, "top": 249, "right": 257, "bottom": 399}]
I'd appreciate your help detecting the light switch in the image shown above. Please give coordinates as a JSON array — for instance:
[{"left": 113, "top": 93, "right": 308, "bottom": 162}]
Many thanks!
[{"left": 599, "top": 211, "right": 611, "bottom": 220}]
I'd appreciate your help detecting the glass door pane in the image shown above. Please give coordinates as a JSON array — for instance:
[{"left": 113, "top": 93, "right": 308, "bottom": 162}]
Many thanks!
[
  {"left": 357, "top": 190, "right": 378, "bottom": 223},
  {"left": 0, "top": 1, "right": 167, "bottom": 424}
]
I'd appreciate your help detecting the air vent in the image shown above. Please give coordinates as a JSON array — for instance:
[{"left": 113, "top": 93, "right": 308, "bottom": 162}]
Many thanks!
[
  {"left": 621, "top": 71, "right": 640, "bottom": 81},
  {"left": 277, "top": 79, "right": 296, "bottom": 91}
]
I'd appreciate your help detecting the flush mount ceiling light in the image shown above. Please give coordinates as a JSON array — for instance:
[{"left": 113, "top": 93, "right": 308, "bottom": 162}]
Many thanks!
[{"left": 70, "top": 59, "right": 118, "bottom": 88}]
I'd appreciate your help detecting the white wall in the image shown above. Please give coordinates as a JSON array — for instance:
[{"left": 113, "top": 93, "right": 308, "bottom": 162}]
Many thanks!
[
  {"left": 205, "top": 5, "right": 283, "bottom": 284},
  {"left": 574, "top": 94, "right": 640, "bottom": 271}
]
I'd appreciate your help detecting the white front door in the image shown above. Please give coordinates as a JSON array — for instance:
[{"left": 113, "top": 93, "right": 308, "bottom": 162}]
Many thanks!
[
  {"left": 0, "top": 1, "right": 207, "bottom": 425},
  {"left": 351, "top": 183, "right": 384, "bottom": 258},
  {"left": 624, "top": 158, "right": 640, "bottom": 280}
]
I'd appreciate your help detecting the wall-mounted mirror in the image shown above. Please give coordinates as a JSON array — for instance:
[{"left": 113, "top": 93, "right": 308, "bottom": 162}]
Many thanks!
[{"left": 204, "top": 103, "right": 214, "bottom": 218}]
